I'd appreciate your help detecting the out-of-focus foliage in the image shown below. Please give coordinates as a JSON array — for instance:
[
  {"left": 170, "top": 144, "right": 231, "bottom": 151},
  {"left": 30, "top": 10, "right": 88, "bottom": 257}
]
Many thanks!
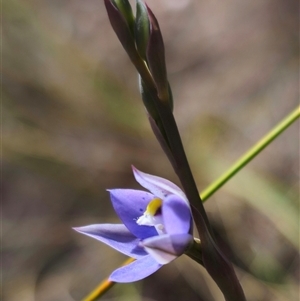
[{"left": 3, "top": 0, "right": 299, "bottom": 300}]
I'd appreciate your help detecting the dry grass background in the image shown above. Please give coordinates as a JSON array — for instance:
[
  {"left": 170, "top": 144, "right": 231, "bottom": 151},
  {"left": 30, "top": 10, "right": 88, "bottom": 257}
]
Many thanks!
[{"left": 3, "top": 0, "right": 299, "bottom": 300}]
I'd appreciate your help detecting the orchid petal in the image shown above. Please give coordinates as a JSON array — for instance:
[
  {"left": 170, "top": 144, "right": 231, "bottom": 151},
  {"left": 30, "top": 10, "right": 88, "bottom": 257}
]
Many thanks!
[
  {"left": 109, "top": 189, "right": 158, "bottom": 239},
  {"left": 162, "top": 195, "right": 192, "bottom": 235},
  {"left": 73, "top": 224, "right": 147, "bottom": 259},
  {"left": 132, "top": 166, "right": 188, "bottom": 202},
  {"left": 142, "top": 233, "right": 193, "bottom": 264},
  {"left": 109, "top": 255, "right": 162, "bottom": 283}
]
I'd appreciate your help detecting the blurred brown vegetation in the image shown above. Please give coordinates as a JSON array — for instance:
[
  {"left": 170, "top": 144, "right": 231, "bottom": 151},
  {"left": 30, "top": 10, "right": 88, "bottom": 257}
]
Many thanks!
[{"left": 3, "top": 0, "right": 299, "bottom": 300}]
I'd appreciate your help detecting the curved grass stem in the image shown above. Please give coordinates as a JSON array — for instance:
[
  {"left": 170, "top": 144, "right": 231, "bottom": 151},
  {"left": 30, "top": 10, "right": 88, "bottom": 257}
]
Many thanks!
[
  {"left": 81, "top": 106, "right": 299, "bottom": 301},
  {"left": 200, "top": 106, "right": 300, "bottom": 201}
]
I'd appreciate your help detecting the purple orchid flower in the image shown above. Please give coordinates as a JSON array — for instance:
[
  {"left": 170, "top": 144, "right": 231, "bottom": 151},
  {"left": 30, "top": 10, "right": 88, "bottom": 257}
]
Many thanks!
[{"left": 74, "top": 166, "right": 193, "bottom": 283}]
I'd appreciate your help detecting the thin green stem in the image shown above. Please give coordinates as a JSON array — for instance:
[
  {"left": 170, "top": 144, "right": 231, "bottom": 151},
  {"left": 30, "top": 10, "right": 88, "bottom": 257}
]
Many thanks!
[{"left": 201, "top": 106, "right": 300, "bottom": 202}]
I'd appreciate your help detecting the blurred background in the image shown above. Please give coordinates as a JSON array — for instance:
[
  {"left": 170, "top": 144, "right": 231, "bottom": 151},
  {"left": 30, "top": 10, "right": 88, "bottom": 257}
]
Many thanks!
[{"left": 3, "top": 0, "right": 299, "bottom": 300}]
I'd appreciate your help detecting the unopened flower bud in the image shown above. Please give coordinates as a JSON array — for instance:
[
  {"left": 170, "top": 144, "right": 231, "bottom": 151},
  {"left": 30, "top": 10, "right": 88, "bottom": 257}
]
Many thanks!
[
  {"left": 146, "top": 5, "right": 169, "bottom": 103},
  {"left": 104, "top": 0, "right": 137, "bottom": 61},
  {"left": 135, "top": 0, "right": 150, "bottom": 60},
  {"left": 112, "top": 0, "right": 135, "bottom": 36}
]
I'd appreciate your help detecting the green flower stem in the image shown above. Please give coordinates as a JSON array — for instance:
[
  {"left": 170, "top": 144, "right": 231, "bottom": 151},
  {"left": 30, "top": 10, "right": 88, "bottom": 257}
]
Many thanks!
[{"left": 200, "top": 106, "right": 300, "bottom": 202}]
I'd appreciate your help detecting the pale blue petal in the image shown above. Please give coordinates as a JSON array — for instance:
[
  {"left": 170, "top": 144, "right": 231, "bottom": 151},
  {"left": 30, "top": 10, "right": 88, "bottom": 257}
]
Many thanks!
[
  {"left": 109, "top": 189, "right": 158, "bottom": 239},
  {"left": 162, "top": 195, "right": 192, "bottom": 235},
  {"left": 73, "top": 224, "right": 147, "bottom": 259},
  {"left": 142, "top": 233, "right": 193, "bottom": 264},
  {"left": 132, "top": 166, "right": 188, "bottom": 203},
  {"left": 109, "top": 255, "right": 162, "bottom": 283}
]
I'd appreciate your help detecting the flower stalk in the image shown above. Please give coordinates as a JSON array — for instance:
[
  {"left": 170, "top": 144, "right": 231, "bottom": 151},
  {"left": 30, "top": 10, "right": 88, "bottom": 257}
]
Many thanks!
[
  {"left": 103, "top": 1, "right": 247, "bottom": 300},
  {"left": 77, "top": 0, "right": 300, "bottom": 299}
]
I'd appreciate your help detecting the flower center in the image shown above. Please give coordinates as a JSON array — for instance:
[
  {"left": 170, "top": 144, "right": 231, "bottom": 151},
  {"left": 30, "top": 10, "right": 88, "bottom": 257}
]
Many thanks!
[
  {"left": 145, "top": 198, "right": 162, "bottom": 215},
  {"left": 136, "top": 198, "right": 165, "bottom": 234}
]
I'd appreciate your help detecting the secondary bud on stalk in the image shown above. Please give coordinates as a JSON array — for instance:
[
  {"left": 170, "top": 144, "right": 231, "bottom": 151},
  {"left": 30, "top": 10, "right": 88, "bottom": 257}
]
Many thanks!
[
  {"left": 135, "top": 1, "right": 172, "bottom": 109},
  {"left": 145, "top": 6, "right": 169, "bottom": 103},
  {"left": 135, "top": 0, "right": 150, "bottom": 60},
  {"left": 104, "top": 0, "right": 138, "bottom": 61},
  {"left": 105, "top": 0, "right": 173, "bottom": 115},
  {"left": 112, "top": 0, "right": 135, "bottom": 35}
]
